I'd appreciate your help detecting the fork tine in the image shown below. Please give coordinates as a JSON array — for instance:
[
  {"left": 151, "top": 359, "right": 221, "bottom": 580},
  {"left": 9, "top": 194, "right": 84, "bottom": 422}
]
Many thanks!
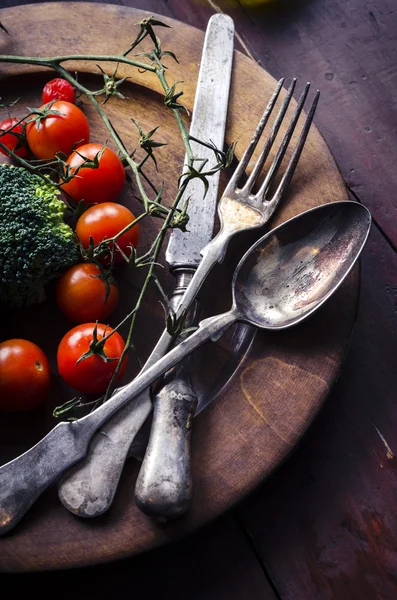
[
  {"left": 271, "top": 90, "right": 320, "bottom": 206},
  {"left": 223, "top": 77, "right": 284, "bottom": 196},
  {"left": 242, "top": 78, "right": 297, "bottom": 194},
  {"left": 256, "top": 81, "right": 311, "bottom": 202}
]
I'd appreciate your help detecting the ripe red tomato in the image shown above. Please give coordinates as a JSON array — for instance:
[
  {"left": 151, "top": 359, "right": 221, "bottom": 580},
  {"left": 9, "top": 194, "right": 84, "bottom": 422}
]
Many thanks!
[
  {"left": 0, "top": 339, "right": 51, "bottom": 412},
  {"left": 60, "top": 143, "right": 125, "bottom": 205},
  {"left": 75, "top": 202, "right": 140, "bottom": 263},
  {"left": 26, "top": 100, "right": 90, "bottom": 160},
  {"left": 56, "top": 263, "right": 119, "bottom": 323},
  {"left": 42, "top": 78, "right": 76, "bottom": 104},
  {"left": 57, "top": 323, "right": 127, "bottom": 394},
  {"left": 0, "top": 117, "right": 28, "bottom": 157}
]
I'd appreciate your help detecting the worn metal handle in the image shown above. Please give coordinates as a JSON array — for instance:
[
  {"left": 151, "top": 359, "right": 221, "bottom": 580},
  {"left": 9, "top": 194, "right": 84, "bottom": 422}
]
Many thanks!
[
  {"left": 135, "top": 372, "right": 197, "bottom": 520},
  {"left": 57, "top": 235, "right": 229, "bottom": 518},
  {"left": 0, "top": 309, "right": 237, "bottom": 536},
  {"left": 0, "top": 421, "right": 96, "bottom": 535},
  {"left": 134, "top": 270, "right": 199, "bottom": 519},
  {"left": 57, "top": 392, "right": 152, "bottom": 517}
]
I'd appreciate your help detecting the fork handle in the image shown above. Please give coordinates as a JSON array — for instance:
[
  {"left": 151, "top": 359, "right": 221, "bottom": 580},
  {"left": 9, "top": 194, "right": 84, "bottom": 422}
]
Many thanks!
[
  {"left": 135, "top": 270, "right": 199, "bottom": 520},
  {"left": 135, "top": 228, "right": 253, "bottom": 518},
  {"left": 135, "top": 371, "right": 197, "bottom": 520}
]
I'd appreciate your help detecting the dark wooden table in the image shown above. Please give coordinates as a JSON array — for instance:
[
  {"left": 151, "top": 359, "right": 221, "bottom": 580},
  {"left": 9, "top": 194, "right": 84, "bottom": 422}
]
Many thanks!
[{"left": 2, "top": 0, "right": 397, "bottom": 598}]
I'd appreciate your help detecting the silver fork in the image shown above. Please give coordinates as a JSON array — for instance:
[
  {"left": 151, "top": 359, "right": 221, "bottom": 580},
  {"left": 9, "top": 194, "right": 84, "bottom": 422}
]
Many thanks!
[
  {"left": 134, "top": 78, "right": 320, "bottom": 515},
  {"left": 140, "top": 77, "right": 319, "bottom": 344},
  {"left": 58, "top": 78, "right": 320, "bottom": 520}
]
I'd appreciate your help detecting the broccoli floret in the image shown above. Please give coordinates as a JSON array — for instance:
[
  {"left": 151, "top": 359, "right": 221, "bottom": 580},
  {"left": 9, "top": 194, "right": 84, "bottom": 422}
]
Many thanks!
[{"left": 0, "top": 164, "right": 79, "bottom": 307}]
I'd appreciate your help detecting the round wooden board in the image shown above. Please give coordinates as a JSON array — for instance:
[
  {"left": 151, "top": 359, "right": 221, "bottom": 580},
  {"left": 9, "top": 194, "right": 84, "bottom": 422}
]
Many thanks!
[{"left": 0, "top": 2, "right": 359, "bottom": 572}]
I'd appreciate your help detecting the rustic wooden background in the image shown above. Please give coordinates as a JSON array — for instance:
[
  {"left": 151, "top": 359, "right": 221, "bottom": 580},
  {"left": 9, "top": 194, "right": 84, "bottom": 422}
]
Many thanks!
[{"left": 2, "top": 0, "right": 397, "bottom": 598}]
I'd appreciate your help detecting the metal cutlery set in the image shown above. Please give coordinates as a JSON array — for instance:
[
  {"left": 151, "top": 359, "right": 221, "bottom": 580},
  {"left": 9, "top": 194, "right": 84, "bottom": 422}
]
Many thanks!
[{"left": 0, "top": 14, "right": 371, "bottom": 536}]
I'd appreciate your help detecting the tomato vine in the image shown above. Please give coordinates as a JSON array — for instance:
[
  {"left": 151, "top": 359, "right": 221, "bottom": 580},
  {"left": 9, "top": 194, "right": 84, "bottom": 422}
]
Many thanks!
[{"left": 0, "top": 16, "right": 234, "bottom": 415}]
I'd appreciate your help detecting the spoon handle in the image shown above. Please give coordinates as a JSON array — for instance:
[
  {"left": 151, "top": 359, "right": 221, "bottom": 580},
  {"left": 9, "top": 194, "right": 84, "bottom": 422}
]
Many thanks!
[
  {"left": 0, "top": 421, "right": 96, "bottom": 535},
  {"left": 0, "top": 310, "right": 237, "bottom": 536}
]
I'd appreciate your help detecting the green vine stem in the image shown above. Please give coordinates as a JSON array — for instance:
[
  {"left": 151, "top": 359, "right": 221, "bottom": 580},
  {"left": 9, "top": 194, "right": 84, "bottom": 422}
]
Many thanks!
[
  {"left": 102, "top": 181, "right": 190, "bottom": 401},
  {"left": 0, "top": 16, "right": 231, "bottom": 415},
  {"left": 0, "top": 53, "right": 156, "bottom": 72}
]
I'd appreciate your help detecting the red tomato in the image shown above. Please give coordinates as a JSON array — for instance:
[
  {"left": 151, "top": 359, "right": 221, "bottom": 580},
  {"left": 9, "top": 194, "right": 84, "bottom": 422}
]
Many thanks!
[
  {"left": 57, "top": 323, "right": 127, "bottom": 394},
  {"left": 75, "top": 202, "right": 140, "bottom": 263},
  {"left": 60, "top": 143, "right": 125, "bottom": 205},
  {"left": 0, "top": 339, "right": 51, "bottom": 412},
  {"left": 42, "top": 78, "right": 76, "bottom": 104},
  {"left": 0, "top": 117, "right": 27, "bottom": 157},
  {"left": 26, "top": 100, "right": 90, "bottom": 160},
  {"left": 56, "top": 263, "right": 119, "bottom": 323}
]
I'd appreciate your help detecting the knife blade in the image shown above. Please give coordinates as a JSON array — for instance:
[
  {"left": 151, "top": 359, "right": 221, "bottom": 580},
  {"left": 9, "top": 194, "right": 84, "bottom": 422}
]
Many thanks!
[
  {"left": 57, "top": 14, "right": 235, "bottom": 519},
  {"left": 166, "top": 19, "right": 234, "bottom": 270}
]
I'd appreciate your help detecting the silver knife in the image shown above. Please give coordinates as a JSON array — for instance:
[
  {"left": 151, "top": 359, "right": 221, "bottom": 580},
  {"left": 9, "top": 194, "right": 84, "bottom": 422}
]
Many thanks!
[
  {"left": 134, "top": 14, "right": 235, "bottom": 520},
  {"left": 57, "top": 14, "right": 235, "bottom": 519}
]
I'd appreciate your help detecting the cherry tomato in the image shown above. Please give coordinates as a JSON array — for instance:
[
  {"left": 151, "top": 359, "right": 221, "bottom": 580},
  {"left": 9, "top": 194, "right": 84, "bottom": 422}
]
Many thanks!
[
  {"left": 42, "top": 78, "right": 76, "bottom": 104},
  {"left": 26, "top": 100, "right": 90, "bottom": 160},
  {"left": 56, "top": 263, "right": 119, "bottom": 323},
  {"left": 60, "top": 143, "right": 125, "bottom": 205},
  {"left": 75, "top": 202, "right": 140, "bottom": 263},
  {"left": 57, "top": 323, "right": 127, "bottom": 394},
  {"left": 0, "top": 117, "right": 28, "bottom": 157},
  {"left": 0, "top": 339, "right": 51, "bottom": 412}
]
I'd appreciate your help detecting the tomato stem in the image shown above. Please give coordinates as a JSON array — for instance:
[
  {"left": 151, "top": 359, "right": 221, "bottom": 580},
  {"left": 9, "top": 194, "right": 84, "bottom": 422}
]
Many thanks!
[
  {"left": 0, "top": 53, "right": 156, "bottom": 73},
  {"left": 0, "top": 16, "right": 233, "bottom": 417}
]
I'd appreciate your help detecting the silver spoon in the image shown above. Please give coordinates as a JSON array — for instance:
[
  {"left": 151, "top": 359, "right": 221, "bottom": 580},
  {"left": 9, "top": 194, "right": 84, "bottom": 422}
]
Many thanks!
[{"left": 0, "top": 201, "right": 371, "bottom": 536}]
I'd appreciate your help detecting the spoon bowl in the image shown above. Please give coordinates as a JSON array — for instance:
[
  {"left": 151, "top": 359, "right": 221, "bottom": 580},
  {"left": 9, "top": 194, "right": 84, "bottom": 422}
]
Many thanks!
[{"left": 233, "top": 201, "right": 371, "bottom": 329}]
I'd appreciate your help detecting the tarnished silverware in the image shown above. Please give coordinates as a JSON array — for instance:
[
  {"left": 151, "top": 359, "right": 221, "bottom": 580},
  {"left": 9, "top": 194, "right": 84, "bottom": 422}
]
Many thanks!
[
  {"left": 58, "top": 76, "right": 322, "bottom": 521},
  {"left": 0, "top": 200, "right": 371, "bottom": 536},
  {"left": 0, "top": 201, "right": 371, "bottom": 534},
  {"left": 57, "top": 13, "right": 235, "bottom": 519},
  {"left": 135, "top": 78, "right": 320, "bottom": 517}
]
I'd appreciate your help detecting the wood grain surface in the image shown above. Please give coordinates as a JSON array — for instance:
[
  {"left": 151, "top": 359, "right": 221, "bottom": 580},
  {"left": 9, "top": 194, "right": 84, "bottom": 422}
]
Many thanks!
[
  {"left": 4, "top": 1, "right": 397, "bottom": 599},
  {"left": 0, "top": 1, "right": 359, "bottom": 573}
]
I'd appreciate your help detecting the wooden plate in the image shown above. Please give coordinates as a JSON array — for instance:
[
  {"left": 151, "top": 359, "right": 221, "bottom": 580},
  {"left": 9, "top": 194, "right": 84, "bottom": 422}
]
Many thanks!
[{"left": 0, "top": 2, "right": 358, "bottom": 572}]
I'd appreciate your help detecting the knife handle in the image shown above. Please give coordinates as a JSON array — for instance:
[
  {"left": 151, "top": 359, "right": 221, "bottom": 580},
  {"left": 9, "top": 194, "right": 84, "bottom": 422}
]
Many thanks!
[
  {"left": 135, "top": 269, "right": 199, "bottom": 520},
  {"left": 57, "top": 391, "right": 152, "bottom": 517}
]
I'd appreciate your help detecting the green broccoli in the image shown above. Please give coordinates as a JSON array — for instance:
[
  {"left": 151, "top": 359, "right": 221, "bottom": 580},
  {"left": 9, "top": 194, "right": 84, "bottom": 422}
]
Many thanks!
[{"left": 0, "top": 164, "right": 79, "bottom": 307}]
